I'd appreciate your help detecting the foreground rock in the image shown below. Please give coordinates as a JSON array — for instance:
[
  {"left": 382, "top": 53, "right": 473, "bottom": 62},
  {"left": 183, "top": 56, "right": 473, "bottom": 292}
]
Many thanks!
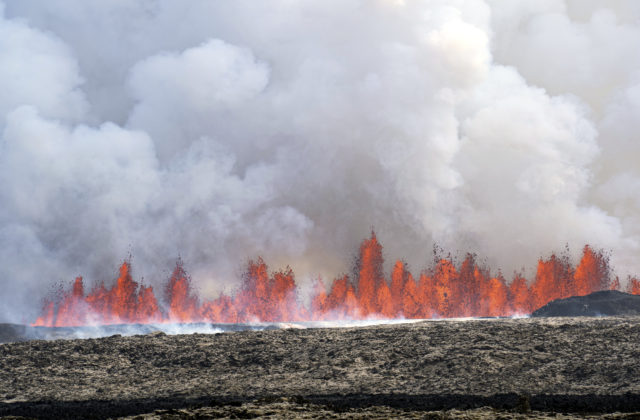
[
  {"left": 2, "top": 317, "right": 640, "bottom": 418},
  {"left": 120, "top": 398, "right": 640, "bottom": 419},
  {"left": 532, "top": 290, "right": 640, "bottom": 317}
]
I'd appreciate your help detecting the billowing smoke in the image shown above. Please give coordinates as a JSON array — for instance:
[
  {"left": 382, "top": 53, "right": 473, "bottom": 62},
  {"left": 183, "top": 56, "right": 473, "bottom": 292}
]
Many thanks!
[{"left": 1, "top": 0, "right": 639, "bottom": 322}]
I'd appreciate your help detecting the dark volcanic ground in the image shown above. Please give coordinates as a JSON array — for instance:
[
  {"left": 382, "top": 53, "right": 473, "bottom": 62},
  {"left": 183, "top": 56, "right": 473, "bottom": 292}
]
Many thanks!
[
  {"left": 2, "top": 317, "right": 640, "bottom": 419},
  {"left": 532, "top": 290, "right": 640, "bottom": 317}
]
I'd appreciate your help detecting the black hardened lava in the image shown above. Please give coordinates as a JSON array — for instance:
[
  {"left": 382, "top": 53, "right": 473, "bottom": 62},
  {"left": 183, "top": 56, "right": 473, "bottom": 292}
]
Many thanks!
[
  {"left": 2, "top": 317, "right": 640, "bottom": 418},
  {"left": 532, "top": 290, "right": 640, "bottom": 317},
  {"left": 3, "top": 393, "right": 640, "bottom": 419}
]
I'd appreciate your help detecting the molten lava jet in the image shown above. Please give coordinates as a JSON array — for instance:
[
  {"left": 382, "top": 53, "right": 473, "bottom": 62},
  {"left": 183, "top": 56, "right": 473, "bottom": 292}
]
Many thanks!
[{"left": 33, "top": 232, "right": 639, "bottom": 327}]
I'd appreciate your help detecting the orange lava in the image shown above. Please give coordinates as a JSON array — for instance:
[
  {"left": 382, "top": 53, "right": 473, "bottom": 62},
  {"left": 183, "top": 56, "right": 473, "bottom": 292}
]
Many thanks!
[{"left": 33, "top": 232, "right": 637, "bottom": 327}]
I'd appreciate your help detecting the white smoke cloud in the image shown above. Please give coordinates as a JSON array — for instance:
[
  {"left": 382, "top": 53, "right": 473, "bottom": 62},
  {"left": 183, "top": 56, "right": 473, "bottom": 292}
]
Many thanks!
[
  {"left": 128, "top": 39, "right": 270, "bottom": 160},
  {"left": 0, "top": 4, "right": 87, "bottom": 127},
  {"left": 1, "top": 0, "right": 640, "bottom": 322}
]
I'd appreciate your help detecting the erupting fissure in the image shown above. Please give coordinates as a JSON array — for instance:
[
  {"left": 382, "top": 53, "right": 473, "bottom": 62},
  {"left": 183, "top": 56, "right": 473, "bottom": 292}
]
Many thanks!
[{"left": 33, "top": 232, "right": 638, "bottom": 327}]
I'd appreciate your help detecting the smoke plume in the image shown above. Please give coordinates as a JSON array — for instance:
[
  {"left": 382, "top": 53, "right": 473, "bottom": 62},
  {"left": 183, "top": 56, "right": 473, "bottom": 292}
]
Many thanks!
[{"left": 1, "top": 0, "right": 639, "bottom": 322}]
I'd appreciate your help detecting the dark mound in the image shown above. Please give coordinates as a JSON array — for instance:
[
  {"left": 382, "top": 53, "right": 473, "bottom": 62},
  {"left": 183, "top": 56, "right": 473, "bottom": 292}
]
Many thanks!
[{"left": 532, "top": 290, "right": 640, "bottom": 317}]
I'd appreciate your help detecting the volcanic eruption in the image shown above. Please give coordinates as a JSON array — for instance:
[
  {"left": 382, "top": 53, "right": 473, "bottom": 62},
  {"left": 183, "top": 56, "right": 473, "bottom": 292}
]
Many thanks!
[
  {"left": 2, "top": 1, "right": 640, "bottom": 336},
  {"left": 6, "top": 3, "right": 640, "bottom": 418},
  {"left": 33, "top": 231, "right": 638, "bottom": 327}
]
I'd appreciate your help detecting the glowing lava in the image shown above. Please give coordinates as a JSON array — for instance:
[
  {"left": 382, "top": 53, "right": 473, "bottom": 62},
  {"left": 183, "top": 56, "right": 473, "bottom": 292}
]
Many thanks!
[{"left": 33, "top": 232, "right": 638, "bottom": 327}]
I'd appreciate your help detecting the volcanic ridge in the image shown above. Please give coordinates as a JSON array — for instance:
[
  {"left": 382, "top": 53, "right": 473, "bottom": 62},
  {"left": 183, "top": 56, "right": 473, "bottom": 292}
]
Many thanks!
[{"left": 532, "top": 290, "right": 640, "bottom": 317}]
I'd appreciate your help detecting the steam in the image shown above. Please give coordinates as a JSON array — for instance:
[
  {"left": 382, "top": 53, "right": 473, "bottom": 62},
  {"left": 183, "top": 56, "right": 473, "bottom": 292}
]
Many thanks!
[
  {"left": 11, "top": 319, "right": 428, "bottom": 343},
  {"left": 1, "top": 0, "right": 640, "bottom": 322}
]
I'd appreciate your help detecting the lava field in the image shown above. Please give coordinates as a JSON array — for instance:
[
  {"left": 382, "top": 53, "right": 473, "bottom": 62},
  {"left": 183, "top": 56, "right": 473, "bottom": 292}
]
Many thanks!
[{"left": 2, "top": 317, "right": 640, "bottom": 419}]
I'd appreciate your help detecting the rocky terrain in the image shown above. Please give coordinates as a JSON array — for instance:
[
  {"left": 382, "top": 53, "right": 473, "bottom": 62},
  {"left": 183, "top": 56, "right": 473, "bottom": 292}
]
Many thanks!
[
  {"left": 1, "top": 317, "right": 640, "bottom": 418},
  {"left": 118, "top": 399, "right": 640, "bottom": 419}
]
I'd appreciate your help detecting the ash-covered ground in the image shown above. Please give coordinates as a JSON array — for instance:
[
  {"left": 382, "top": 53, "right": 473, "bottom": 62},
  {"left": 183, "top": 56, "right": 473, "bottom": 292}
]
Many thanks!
[{"left": 2, "top": 317, "right": 640, "bottom": 419}]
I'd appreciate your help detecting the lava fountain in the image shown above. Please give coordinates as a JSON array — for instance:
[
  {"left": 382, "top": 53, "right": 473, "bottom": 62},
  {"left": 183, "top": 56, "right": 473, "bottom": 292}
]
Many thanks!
[{"left": 33, "top": 232, "right": 638, "bottom": 327}]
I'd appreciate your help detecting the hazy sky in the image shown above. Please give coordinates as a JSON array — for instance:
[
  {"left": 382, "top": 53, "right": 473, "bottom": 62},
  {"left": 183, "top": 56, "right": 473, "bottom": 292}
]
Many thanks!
[{"left": 1, "top": 0, "right": 640, "bottom": 322}]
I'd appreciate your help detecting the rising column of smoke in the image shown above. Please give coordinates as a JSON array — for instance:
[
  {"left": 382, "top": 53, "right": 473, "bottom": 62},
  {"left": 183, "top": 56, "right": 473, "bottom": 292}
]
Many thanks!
[{"left": 1, "top": 0, "right": 639, "bottom": 322}]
